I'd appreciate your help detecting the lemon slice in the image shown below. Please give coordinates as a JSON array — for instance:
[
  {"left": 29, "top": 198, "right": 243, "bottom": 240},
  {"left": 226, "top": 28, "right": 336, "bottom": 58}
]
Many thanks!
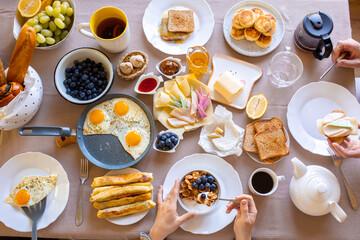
[
  {"left": 246, "top": 94, "right": 268, "bottom": 120},
  {"left": 18, "top": 0, "right": 41, "bottom": 18}
]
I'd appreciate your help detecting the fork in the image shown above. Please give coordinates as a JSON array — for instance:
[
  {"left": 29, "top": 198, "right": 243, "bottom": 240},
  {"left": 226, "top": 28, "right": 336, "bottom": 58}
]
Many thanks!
[
  {"left": 326, "top": 146, "right": 358, "bottom": 210},
  {"left": 22, "top": 197, "right": 47, "bottom": 240},
  {"left": 76, "top": 158, "right": 88, "bottom": 226}
]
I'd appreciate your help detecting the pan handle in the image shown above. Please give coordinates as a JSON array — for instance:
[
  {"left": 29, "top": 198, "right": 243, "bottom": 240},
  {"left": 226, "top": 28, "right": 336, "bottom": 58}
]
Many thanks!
[{"left": 19, "top": 126, "right": 72, "bottom": 137}]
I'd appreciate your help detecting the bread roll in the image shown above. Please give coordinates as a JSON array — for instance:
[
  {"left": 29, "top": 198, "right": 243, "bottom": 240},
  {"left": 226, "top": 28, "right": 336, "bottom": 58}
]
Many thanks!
[
  {"left": 89, "top": 185, "right": 153, "bottom": 202},
  {"left": 97, "top": 200, "right": 156, "bottom": 218},
  {"left": 91, "top": 182, "right": 152, "bottom": 196},
  {"left": 93, "top": 192, "right": 152, "bottom": 210},
  {"left": 91, "top": 172, "right": 153, "bottom": 187}
]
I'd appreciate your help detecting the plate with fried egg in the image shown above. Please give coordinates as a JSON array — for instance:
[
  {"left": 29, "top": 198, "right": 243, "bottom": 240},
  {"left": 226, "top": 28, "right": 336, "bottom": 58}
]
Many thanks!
[{"left": 0, "top": 152, "right": 69, "bottom": 232}]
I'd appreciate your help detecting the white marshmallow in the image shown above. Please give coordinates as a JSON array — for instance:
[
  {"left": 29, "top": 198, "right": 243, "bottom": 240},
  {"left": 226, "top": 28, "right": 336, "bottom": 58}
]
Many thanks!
[
  {"left": 130, "top": 55, "right": 145, "bottom": 68},
  {"left": 120, "top": 62, "right": 133, "bottom": 74}
]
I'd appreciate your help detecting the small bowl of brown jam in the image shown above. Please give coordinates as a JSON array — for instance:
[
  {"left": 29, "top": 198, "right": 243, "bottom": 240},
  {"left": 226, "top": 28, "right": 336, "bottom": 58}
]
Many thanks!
[{"left": 156, "top": 57, "right": 186, "bottom": 79}]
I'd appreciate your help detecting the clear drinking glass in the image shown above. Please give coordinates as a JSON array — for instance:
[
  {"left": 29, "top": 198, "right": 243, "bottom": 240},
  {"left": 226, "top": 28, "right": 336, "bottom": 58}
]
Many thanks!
[{"left": 267, "top": 47, "right": 304, "bottom": 88}]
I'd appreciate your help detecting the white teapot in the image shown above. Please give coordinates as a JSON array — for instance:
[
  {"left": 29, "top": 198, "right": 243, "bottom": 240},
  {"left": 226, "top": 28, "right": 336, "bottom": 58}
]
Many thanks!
[{"left": 289, "top": 157, "right": 347, "bottom": 223}]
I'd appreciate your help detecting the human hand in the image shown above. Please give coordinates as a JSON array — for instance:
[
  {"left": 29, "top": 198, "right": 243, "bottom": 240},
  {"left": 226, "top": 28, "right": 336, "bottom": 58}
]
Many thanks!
[
  {"left": 328, "top": 137, "right": 360, "bottom": 158},
  {"left": 226, "top": 194, "right": 257, "bottom": 240},
  {"left": 149, "top": 179, "right": 197, "bottom": 240},
  {"left": 332, "top": 38, "right": 360, "bottom": 68}
]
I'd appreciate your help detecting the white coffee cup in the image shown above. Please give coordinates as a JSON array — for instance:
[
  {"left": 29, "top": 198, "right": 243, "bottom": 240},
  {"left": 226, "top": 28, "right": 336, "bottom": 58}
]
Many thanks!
[
  {"left": 248, "top": 168, "right": 285, "bottom": 196},
  {"left": 77, "top": 7, "right": 130, "bottom": 53}
]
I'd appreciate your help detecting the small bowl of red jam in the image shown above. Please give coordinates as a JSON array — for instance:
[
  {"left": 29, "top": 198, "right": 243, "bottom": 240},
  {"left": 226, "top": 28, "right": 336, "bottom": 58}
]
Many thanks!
[
  {"left": 156, "top": 57, "right": 186, "bottom": 79},
  {"left": 134, "top": 72, "right": 163, "bottom": 94}
]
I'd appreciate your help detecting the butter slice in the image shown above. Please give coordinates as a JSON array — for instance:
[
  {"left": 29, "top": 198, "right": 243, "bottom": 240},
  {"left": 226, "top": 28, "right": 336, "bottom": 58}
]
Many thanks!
[
  {"left": 214, "top": 71, "right": 244, "bottom": 103},
  {"left": 214, "top": 127, "right": 223, "bottom": 135}
]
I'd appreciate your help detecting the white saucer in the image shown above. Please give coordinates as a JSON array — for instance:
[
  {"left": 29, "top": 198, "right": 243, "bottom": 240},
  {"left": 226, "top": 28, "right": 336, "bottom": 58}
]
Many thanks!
[
  {"left": 162, "top": 153, "right": 242, "bottom": 234},
  {"left": 287, "top": 81, "right": 360, "bottom": 156}
]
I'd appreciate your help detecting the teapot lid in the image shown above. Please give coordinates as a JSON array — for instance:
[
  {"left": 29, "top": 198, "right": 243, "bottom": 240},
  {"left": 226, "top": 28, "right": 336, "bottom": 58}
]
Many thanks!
[
  {"left": 290, "top": 164, "right": 340, "bottom": 216},
  {"left": 303, "top": 11, "right": 333, "bottom": 38}
]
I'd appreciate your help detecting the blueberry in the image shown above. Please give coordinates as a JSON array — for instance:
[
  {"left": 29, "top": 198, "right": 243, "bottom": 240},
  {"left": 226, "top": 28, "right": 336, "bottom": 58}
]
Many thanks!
[
  {"left": 74, "top": 72, "right": 80, "bottom": 78},
  {"left": 97, "top": 80, "right": 103, "bottom": 86},
  {"left": 65, "top": 89, "right": 70, "bottom": 94},
  {"left": 192, "top": 182, "right": 198, "bottom": 189},
  {"left": 170, "top": 143, "right": 175, "bottom": 149},
  {"left": 205, "top": 183, "right": 210, "bottom": 189},
  {"left": 93, "top": 67, "right": 99, "bottom": 73},
  {"left": 71, "top": 76, "right": 77, "bottom": 81},
  {"left": 73, "top": 90, "right": 79, "bottom": 95},
  {"left": 92, "top": 88, "right": 97, "bottom": 93},
  {"left": 88, "top": 82, "right": 95, "bottom": 89},
  {"left": 100, "top": 72, "right": 107, "bottom": 78},
  {"left": 83, "top": 96, "right": 88, "bottom": 100},
  {"left": 98, "top": 88, "right": 103, "bottom": 93},
  {"left": 165, "top": 133, "right": 171, "bottom": 138},
  {"left": 65, "top": 84, "right": 69, "bottom": 88},
  {"left": 99, "top": 66, "right": 104, "bottom": 71},
  {"left": 70, "top": 82, "right": 76, "bottom": 88},
  {"left": 207, "top": 176, "right": 214, "bottom": 183},
  {"left": 196, "top": 178, "right": 202, "bottom": 184},
  {"left": 79, "top": 86, "right": 84, "bottom": 91},
  {"left": 78, "top": 65, "right": 83, "bottom": 71},
  {"left": 87, "top": 63, "right": 92, "bottom": 68},
  {"left": 79, "top": 92, "right": 85, "bottom": 98},
  {"left": 65, "top": 67, "right": 71, "bottom": 73},
  {"left": 74, "top": 60, "right": 79, "bottom": 66},
  {"left": 165, "top": 139, "right": 172, "bottom": 146},
  {"left": 92, "top": 93, "right": 98, "bottom": 98},
  {"left": 199, "top": 184, "right": 205, "bottom": 190},
  {"left": 164, "top": 146, "right": 170, "bottom": 151},
  {"left": 71, "top": 66, "right": 77, "bottom": 71},
  {"left": 80, "top": 83, "right": 85, "bottom": 87},
  {"left": 201, "top": 175, "right": 208, "bottom": 183},
  {"left": 76, "top": 81, "right": 80, "bottom": 86},
  {"left": 161, "top": 135, "right": 167, "bottom": 141},
  {"left": 85, "top": 80, "right": 90, "bottom": 84},
  {"left": 157, "top": 133, "right": 162, "bottom": 139},
  {"left": 159, "top": 140, "right": 165, "bottom": 148},
  {"left": 83, "top": 70, "right": 89, "bottom": 75},
  {"left": 156, "top": 143, "right": 160, "bottom": 149},
  {"left": 170, "top": 136, "right": 177, "bottom": 143},
  {"left": 200, "top": 193, "right": 206, "bottom": 199},
  {"left": 86, "top": 90, "right": 92, "bottom": 95},
  {"left": 86, "top": 58, "right": 91, "bottom": 62},
  {"left": 170, "top": 133, "right": 177, "bottom": 138},
  {"left": 82, "top": 74, "right": 88, "bottom": 80},
  {"left": 210, "top": 183, "right": 217, "bottom": 191},
  {"left": 63, "top": 80, "right": 68, "bottom": 85}
]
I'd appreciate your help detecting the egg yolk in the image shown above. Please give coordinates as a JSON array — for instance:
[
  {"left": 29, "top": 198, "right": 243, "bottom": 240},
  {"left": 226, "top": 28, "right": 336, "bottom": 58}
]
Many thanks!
[
  {"left": 114, "top": 101, "right": 129, "bottom": 116},
  {"left": 14, "top": 189, "right": 31, "bottom": 206},
  {"left": 90, "top": 109, "right": 105, "bottom": 124},
  {"left": 126, "top": 130, "right": 141, "bottom": 146}
]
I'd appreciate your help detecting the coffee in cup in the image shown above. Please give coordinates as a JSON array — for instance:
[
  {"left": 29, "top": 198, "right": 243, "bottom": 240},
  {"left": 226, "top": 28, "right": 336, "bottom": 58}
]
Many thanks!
[{"left": 248, "top": 168, "right": 285, "bottom": 196}]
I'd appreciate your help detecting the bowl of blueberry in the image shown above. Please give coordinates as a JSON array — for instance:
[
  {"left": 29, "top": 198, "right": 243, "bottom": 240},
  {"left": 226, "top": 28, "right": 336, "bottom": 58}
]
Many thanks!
[
  {"left": 54, "top": 47, "right": 114, "bottom": 104},
  {"left": 153, "top": 130, "right": 183, "bottom": 153},
  {"left": 178, "top": 170, "right": 220, "bottom": 215}
]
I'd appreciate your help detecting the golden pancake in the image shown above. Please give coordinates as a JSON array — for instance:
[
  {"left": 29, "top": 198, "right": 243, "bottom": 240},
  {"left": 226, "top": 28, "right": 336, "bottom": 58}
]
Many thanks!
[
  {"left": 244, "top": 27, "right": 261, "bottom": 41},
  {"left": 254, "top": 15, "right": 272, "bottom": 33},
  {"left": 239, "top": 9, "right": 256, "bottom": 28},
  {"left": 263, "top": 20, "right": 276, "bottom": 36},
  {"left": 251, "top": 7, "right": 264, "bottom": 19},
  {"left": 230, "top": 26, "right": 245, "bottom": 40},
  {"left": 255, "top": 34, "right": 272, "bottom": 48},
  {"left": 232, "top": 13, "right": 245, "bottom": 29},
  {"left": 265, "top": 13, "right": 276, "bottom": 22},
  {"left": 236, "top": 8, "right": 245, "bottom": 14}
]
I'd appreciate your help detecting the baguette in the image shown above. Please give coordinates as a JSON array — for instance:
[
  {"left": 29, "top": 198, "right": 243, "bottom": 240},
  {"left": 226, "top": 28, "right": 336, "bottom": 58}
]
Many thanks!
[
  {"left": 89, "top": 185, "right": 153, "bottom": 202},
  {"left": 93, "top": 192, "right": 152, "bottom": 210},
  {"left": 97, "top": 200, "right": 156, "bottom": 218},
  {"left": 91, "top": 172, "right": 153, "bottom": 188},
  {"left": 91, "top": 182, "right": 152, "bottom": 196},
  {"left": 7, "top": 25, "right": 36, "bottom": 85}
]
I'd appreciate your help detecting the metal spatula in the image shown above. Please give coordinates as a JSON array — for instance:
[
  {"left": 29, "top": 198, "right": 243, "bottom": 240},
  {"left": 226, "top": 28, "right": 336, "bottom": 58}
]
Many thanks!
[{"left": 22, "top": 197, "right": 47, "bottom": 240}]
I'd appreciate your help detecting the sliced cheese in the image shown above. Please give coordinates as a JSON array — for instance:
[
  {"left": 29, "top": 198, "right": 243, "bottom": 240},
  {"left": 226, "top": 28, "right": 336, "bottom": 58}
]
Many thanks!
[
  {"left": 176, "top": 76, "right": 191, "bottom": 97},
  {"left": 155, "top": 92, "right": 172, "bottom": 108},
  {"left": 164, "top": 80, "right": 185, "bottom": 100},
  {"left": 214, "top": 71, "right": 245, "bottom": 103},
  {"left": 168, "top": 118, "right": 189, "bottom": 127},
  {"left": 170, "top": 108, "right": 195, "bottom": 124}
]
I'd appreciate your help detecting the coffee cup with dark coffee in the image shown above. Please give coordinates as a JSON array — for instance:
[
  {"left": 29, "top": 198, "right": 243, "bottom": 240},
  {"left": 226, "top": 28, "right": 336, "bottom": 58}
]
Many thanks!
[{"left": 248, "top": 168, "right": 285, "bottom": 196}]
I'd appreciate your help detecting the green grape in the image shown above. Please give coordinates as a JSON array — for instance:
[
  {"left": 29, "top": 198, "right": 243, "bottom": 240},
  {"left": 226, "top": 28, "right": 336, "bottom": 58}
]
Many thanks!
[
  {"left": 49, "top": 21, "right": 57, "bottom": 32},
  {"left": 41, "top": 22, "right": 49, "bottom": 29},
  {"left": 62, "top": 1, "right": 70, "bottom": 8},
  {"left": 54, "top": 29, "right": 61, "bottom": 36},
  {"left": 40, "top": 42, "right": 48, "bottom": 47},
  {"left": 38, "top": 12, "right": 47, "bottom": 18},
  {"left": 36, "top": 33, "right": 46, "bottom": 43},
  {"left": 60, "top": 30, "right": 69, "bottom": 40},
  {"left": 54, "top": 35, "right": 60, "bottom": 43},
  {"left": 41, "top": 29, "right": 53, "bottom": 37},
  {"left": 27, "top": 18, "right": 39, "bottom": 27},
  {"left": 52, "top": 0, "right": 61, "bottom": 8},
  {"left": 33, "top": 15, "right": 39, "bottom": 20},
  {"left": 35, "top": 41, "right": 40, "bottom": 47},
  {"left": 39, "top": 15, "right": 50, "bottom": 24},
  {"left": 33, "top": 24, "right": 43, "bottom": 33},
  {"left": 64, "top": 16, "right": 71, "bottom": 26},
  {"left": 57, "top": 13, "right": 65, "bottom": 21},
  {"left": 45, "top": 6, "right": 53, "bottom": 16},
  {"left": 54, "top": 18, "right": 65, "bottom": 29},
  {"left": 66, "top": 7, "right": 73, "bottom": 17},
  {"left": 60, "top": 4, "right": 68, "bottom": 15},
  {"left": 52, "top": 7, "right": 61, "bottom": 17},
  {"left": 46, "top": 37, "right": 56, "bottom": 45}
]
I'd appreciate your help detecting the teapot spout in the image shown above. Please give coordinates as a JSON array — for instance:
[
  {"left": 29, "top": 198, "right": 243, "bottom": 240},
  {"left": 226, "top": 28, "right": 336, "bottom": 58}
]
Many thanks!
[{"left": 292, "top": 157, "right": 308, "bottom": 179}]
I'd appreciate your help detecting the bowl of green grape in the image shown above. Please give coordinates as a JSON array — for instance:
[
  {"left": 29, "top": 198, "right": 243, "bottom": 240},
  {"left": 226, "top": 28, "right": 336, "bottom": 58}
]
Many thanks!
[{"left": 13, "top": 0, "right": 75, "bottom": 50}]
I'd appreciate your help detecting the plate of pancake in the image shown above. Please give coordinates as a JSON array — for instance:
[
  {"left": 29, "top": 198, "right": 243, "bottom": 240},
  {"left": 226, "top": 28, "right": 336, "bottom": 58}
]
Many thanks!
[
  {"left": 143, "top": 0, "right": 214, "bottom": 55},
  {"left": 223, "top": 0, "right": 284, "bottom": 57}
]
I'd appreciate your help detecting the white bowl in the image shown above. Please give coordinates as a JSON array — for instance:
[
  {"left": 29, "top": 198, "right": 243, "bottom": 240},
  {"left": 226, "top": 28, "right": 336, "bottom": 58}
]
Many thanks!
[
  {"left": 13, "top": 0, "right": 76, "bottom": 50},
  {"left": 0, "top": 67, "right": 43, "bottom": 130},
  {"left": 156, "top": 57, "right": 186, "bottom": 79},
  {"left": 178, "top": 170, "right": 220, "bottom": 215},
  {"left": 153, "top": 130, "right": 183, "bottom": 153},
  {"left": 54, "top": 47, "right": 114, "bottom": 104},
  {"left": 134, "top": 72, "right": 163, "bottom": 95}
]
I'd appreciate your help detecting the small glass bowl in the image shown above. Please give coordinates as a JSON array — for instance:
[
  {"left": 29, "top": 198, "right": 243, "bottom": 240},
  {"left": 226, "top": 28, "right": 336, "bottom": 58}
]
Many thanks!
[
  {"left": 156, "top": 57, "right": 186, "bottom": 79},
  {"left": 153, "top": 130, "right": 183, "bottom": 153}
]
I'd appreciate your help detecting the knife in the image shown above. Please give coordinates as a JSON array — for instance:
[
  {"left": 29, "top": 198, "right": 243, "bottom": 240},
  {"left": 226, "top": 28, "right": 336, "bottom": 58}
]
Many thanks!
[{"left": 319, "top": 52, "right": 347, "bottom": 80}]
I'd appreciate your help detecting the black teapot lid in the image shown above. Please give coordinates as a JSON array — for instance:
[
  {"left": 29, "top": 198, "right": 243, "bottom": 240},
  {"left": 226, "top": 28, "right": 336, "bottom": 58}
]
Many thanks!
[{"left": 303, "top": 11, "right": 333, "bottom": 38}]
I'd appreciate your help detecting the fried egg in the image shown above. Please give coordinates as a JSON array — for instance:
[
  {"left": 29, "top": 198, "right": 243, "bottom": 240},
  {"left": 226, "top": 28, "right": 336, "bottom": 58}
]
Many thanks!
[
  {"left": 112, "top": 98, "right": 145, "bottom": 124},
  {"left": 83, "top": 103, "right": 112, "bottom": 135},
  {"left": 5, "top": 175, "right": 57, "bottom": 207},
  {"left": 117, "top": 127, "right": 150, "bottom": 160}
]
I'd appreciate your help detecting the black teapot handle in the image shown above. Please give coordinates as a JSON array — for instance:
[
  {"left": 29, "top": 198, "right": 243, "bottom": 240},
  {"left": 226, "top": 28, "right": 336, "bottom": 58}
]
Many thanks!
[{"left": 314, "top": 34, "right": 333, "bottom": 60}]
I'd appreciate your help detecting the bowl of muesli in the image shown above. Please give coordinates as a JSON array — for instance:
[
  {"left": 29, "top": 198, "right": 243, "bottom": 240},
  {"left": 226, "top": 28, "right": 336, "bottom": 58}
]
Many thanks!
[{"left": 178, "top": 170, "right": 220, "bottom": 215}]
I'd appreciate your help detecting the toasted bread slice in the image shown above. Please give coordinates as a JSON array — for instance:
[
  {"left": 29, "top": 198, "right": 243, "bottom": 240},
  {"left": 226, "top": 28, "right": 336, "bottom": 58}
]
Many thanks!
[
  {"left": 168, "top": 10, "right": 195, "bottom": 33},
  {"left": 243, "top": 123, "right": 258, "bottom": 153},
  {"left": 160, "top": 14, "right": 191, "bottom": 41},
  {"left": 254, "top": 129, "right": 290, "bottom": 161},
  {"left": 254, "top": 117, "right": 283, "bottom": 133}
]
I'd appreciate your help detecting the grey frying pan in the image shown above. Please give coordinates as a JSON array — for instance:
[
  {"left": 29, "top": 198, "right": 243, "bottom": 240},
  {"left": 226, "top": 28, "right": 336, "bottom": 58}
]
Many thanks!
[{"left": 19, "top": 93, "right": 155, "bottom": 170}]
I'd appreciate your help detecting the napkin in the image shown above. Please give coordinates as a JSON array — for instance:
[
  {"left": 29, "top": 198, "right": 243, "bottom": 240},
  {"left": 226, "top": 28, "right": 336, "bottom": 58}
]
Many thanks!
[{"left": 198, "top": 105, "right": 244, "bottom": 157}]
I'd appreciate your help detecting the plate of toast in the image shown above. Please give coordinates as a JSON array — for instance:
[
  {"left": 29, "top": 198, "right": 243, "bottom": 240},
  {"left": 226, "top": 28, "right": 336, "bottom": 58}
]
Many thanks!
[
  {"left": 287, "top": 81, "right": 360, "bottom": 156},
  {"left": 142, "top": 0, "right": 214, "bottom": 55},
  {"left": 223, "top": 0, "right": 284, "bottom": 57},
  {"left": 243, "top": 117, "right": 290, "bottom": 164}
]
